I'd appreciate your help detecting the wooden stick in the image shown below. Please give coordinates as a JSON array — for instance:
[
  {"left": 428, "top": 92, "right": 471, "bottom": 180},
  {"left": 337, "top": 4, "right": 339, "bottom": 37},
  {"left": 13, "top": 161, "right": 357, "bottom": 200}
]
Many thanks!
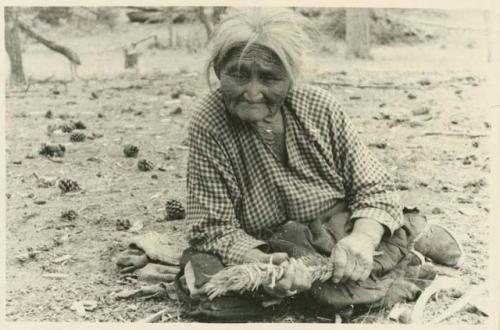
[
  {"left": 131, "top": 35, "right": 157, "bottom": 47},
  {"left": 423, "top": 132, "right": 489, "bottom": 138},
  {"left": 42, "top": 273, "right": 69, "bottom": 279},
  {"left": 47, "top": 157, "right": 63, "bottom": 164},
  {"left": 137, "top": 308, "right": 167, "bottom": 323},
  {"left": 312, "top": 81, "right": 408, "bottom": 90}
]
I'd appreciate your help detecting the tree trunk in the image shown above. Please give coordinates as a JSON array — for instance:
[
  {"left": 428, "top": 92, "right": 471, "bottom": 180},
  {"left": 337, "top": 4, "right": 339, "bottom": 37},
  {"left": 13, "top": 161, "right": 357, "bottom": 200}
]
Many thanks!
[
  {"left": 168, "top": 24, "right": 173, "bottom": 47},
  {"left": 161, "top": 8, "right": 174, "bottom": 48},
  {"left": 17, "top": 21, "right": 81, "bottom": 65},
  {"left": 196, "top": 7, "right": 213, "bottom": 42},
  {"left": 5, "top": 8, "right": 26, "bottom": 86},
  {"left": 17, "top": 20, "right": 81, "bottom": 79},
  {"left": 345, "top": 8, "right": 372, "bottom": 59}
]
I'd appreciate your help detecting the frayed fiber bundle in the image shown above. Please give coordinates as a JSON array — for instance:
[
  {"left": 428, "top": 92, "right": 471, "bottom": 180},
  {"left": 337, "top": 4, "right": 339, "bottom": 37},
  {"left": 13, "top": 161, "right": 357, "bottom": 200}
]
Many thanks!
[{"left": 203, "top": 255, "right": 334, "bottom": 300}]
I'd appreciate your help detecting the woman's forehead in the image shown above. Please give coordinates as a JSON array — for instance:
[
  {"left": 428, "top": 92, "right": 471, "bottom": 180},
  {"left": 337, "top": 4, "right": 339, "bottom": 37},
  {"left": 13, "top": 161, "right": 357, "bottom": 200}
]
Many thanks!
[{"left": 222, "top": 44, "right": 285, "bottom": 71}]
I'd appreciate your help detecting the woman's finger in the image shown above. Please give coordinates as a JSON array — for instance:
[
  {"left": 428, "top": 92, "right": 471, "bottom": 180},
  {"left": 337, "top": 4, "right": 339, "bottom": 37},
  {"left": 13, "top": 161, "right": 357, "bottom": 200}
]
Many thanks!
[
  {"left": 281, "top": 258, "right": 296, "bottom": 284},
  {"left": 270, "top": 260, "right": 295, "bottom": 297},
  {"left": 359, "top": 266, "right": 371, "bottom": 282},
  {"left": 332, "top": 247, "right": 347, "bottom": 283},
  {"left": 349, "top": 259, "right": 364, "bottom": 282},
  {"left": 341, "top": 255, "right": 356, "bottom": 282},
  {"left": 270, "top": 252, "right": 289, "bottom": 265}
]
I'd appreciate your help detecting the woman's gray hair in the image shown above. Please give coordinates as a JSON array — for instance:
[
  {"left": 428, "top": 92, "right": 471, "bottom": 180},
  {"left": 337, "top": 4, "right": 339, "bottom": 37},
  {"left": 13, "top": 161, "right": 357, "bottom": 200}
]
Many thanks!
[{"left": 206, "top": 7, "right": 312, "bottom": 87}]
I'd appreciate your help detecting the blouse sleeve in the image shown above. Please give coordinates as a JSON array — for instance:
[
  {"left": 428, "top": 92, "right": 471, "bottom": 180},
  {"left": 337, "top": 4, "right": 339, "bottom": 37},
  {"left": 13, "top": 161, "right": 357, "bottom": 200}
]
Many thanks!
[
  {"left": 186, "top": 118, "right": 266, "bottom": 266},
  {"left": 330, "top": 100, "right": 404, "bottom": 235}
]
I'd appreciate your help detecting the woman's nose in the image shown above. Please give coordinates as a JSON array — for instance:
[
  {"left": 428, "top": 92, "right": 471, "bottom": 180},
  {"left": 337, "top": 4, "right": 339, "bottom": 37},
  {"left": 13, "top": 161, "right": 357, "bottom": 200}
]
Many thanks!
[{"left": 243, "top": 79, "right": 264, "bottom": 102}]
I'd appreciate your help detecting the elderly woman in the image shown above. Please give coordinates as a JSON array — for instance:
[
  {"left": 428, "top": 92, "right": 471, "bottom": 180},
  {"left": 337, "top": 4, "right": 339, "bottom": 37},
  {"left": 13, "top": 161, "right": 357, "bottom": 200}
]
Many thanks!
[{"left": 177, "top": 8, "right": 461, "bottom": 321}]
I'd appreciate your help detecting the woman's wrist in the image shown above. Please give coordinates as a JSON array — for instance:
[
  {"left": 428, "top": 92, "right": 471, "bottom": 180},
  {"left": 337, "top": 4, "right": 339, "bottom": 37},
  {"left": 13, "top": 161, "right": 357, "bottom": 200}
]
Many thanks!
[{"left": 351, "top": 218, "right": 385, "bottom": 248}]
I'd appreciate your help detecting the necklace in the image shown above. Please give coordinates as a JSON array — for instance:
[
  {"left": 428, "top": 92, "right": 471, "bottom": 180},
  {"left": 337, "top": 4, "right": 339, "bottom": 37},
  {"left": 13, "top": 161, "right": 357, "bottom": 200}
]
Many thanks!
[{"left": 251, "top": 110, "right": 287, "bottom": 165}]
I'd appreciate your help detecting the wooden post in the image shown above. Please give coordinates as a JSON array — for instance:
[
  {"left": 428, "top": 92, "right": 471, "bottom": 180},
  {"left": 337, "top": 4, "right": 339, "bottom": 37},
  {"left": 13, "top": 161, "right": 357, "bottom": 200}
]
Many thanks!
[
  {"left": 124, "top": 45, "right": 139, "bottom": 70},
  {"left": 168, "top": 24, "right": 173, "bottom": 48},
  {"left": 345, "top": 8, "right": 373, "bottom": 60},
  {"left": 163, "top": 8, "right": 174, "bottom": 48}
]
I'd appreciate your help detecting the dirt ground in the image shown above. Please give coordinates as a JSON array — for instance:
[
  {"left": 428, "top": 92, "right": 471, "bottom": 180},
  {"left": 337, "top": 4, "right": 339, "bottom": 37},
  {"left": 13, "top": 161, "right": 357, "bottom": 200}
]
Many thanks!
[{"left": 4, "top": 9, "right": 494, "bottom": 324}]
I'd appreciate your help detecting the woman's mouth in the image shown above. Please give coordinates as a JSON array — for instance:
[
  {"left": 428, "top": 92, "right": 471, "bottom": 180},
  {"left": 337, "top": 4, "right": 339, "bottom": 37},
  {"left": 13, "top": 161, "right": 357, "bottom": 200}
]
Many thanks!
[{"left": 240, "top": 101, "right": 265, "bottom": 105}]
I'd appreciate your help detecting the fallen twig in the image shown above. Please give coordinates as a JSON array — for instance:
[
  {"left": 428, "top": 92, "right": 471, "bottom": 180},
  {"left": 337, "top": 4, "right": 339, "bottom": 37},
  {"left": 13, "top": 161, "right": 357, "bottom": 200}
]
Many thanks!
[
  {"left": 42, "top": 273, "right": 69, "bottom": 279},
  {"left": 137, "top": 308, "right": 168, "bottom": 323},
  {"left": 52, "top": 254, "right": 72, "bottom": 264},
  {"left": 422, "top": 132, "right": 489, "bottom": 138},
  {"left": 312, "top": 81, "right": 407, "bottom": 90},
  {"left": 46, "top": 157, "right": 64, "bottom": 163},
  {"left": 113, "top": 284, "right": 166, "bottom": 300},
  {"left": 35, "top": 74, "right": 55, "bottom": 84}
]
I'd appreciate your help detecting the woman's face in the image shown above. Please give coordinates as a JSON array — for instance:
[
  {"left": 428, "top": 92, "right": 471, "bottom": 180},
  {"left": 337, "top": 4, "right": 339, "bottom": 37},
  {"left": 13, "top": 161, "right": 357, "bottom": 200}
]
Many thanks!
[{"left": 218, "top": 45, "right": 292, "bottom": 123}]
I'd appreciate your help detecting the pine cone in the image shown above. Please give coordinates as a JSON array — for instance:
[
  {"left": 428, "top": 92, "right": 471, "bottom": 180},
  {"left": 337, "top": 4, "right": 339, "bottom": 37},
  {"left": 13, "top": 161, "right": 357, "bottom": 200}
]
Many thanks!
[
  {"left": 70, "top": 132, "right": 86, "bottom": 142},
  {"left": 60, "top": 122, "right": 76, "bottom": 133},
  {"left": 116, "top": 219, "right": 131, "bottom": 231},
  {"left": 171, "top": 107, "right": 182, "bottom": 115},
  {"left": 73, "top": 120, "right": 86, "bottom": 129},
  {"left": 58, "top": 179, "right": 81, "bottom": 193},
  {"left": 138, "top": 159, "right": 154, "bottom": 171},
  {"left": 39, "top": 143, "right": 66, "bottom": 157},
  {"left": 162, "top": 146, "right": 176, "bottom": 160},
  {"left": 61, "top": 210, "right": 78, "bottom": 221},
  {"left": 165, "top": 199, "right": 186, "bottom": 220},
  {"left": 123, "top": 144, "right": 139, "bottom": 158}
]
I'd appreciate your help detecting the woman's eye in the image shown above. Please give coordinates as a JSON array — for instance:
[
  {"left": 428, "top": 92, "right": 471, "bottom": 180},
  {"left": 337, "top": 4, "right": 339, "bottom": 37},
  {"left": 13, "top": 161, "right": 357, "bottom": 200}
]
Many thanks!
[
  {"left": 262, "top": 74, "right": 281, "bottom": 81},
  {"left": 229, "top": 72, "right": 247, "bottom": 79}
]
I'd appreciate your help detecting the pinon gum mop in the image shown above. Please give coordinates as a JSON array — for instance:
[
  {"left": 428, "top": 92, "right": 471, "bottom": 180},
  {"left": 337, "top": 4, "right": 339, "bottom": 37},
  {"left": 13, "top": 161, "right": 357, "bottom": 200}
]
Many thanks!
[{"left": 202, "top": 254, "right": 335, "bottom": 300}]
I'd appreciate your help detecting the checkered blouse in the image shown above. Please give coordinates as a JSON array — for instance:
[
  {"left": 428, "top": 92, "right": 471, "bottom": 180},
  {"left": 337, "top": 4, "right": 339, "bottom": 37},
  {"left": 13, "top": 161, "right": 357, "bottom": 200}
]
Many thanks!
[{"left": 186, "top": 85, "right": 403, "bottom": 266}]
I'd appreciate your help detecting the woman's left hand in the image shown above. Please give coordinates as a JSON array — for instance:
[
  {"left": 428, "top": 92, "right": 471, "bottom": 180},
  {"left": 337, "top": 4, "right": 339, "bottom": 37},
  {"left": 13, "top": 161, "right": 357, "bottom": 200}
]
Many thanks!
[{"left": 331, "top": 232, "right": 377, "bottom": 284}]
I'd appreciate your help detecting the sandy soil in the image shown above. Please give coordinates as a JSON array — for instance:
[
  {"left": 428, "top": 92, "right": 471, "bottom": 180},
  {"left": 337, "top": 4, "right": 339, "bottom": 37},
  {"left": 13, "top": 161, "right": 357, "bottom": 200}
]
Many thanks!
[{"left": 4, "top": 10, "right": 493, "bottom": 323}]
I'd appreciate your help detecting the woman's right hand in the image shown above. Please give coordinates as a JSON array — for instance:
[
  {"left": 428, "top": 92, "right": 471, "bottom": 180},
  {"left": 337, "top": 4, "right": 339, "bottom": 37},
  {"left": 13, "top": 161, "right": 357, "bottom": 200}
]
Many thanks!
[{"left": 242, "top": 249, "right": 312, "bottom": 298}]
